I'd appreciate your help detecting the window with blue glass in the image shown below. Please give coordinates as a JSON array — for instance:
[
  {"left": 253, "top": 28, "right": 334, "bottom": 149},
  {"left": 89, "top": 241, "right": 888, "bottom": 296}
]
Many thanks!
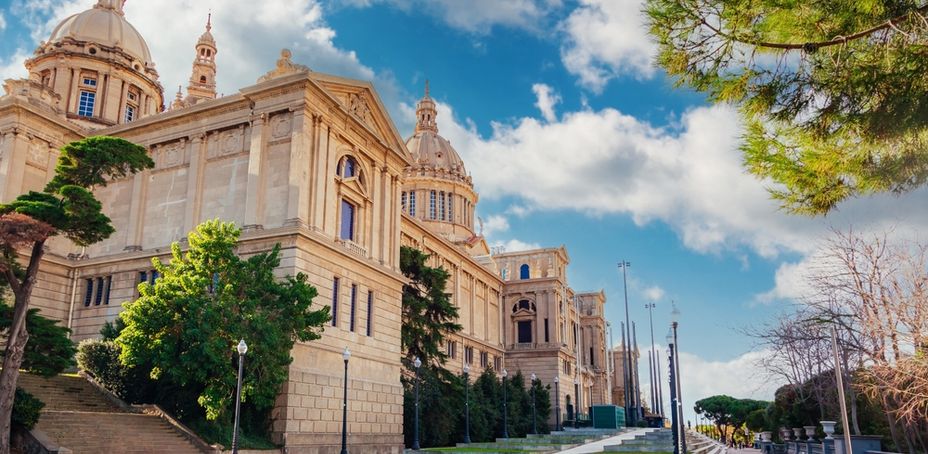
[
  {"left": 331, "top": 277, "right": 340, "bottom": 327},
  {"left": 340, "top": 199, "right": 355, "bottom": 241},
  {"left": 366, "top": 291, "right": 374, "bottom": 336},
  {"left": 429, "top": 191, "right": 436, "bottom": 220},
  {"left": 519, "top": 264, "right": 530, "bottom": 279},
  {"left": 341, "top": 156, "right": 357, "bottom": 178},
  {"left": 439, "top": 191, "right": 446, "bottom": 221},
  {"left": 401, "top": 192, "right": 407, "bottom": 213},
  {"left": 77, "top": 91, "right": 96, "bottom": 117},
  {"left": 447, "top": 193, "right": 454, "bottom": 222},
  {"left": 125, "top": 105, "right": 136, "bottom": 123},
  {"left": 409, "top": 192, "right": 416, "bottom": 216},
  {"left": 349, "top": 284, "right": 357, "bottom": 332}
]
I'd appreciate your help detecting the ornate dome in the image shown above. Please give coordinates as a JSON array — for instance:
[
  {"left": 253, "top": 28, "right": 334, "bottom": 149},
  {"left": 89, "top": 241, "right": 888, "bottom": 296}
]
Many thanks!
[
  {"left": 404, "top": 82, "right": 471, "bottom": 185},
  {"left": 48, "top": 0, "right": 153, "bottom": 66}
]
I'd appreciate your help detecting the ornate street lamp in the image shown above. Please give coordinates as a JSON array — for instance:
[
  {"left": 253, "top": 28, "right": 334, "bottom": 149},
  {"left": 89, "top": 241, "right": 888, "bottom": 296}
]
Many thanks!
[
  {"left": 413, "top": 357, "right": 422, "bottom": 450},
  {"left": 231, "top": 339, "right": 247, "bottom": 454},
  {"left": 463, "top": 363, "right": 471, "bottom": 443},
  {"left": 554, "top": 376, "right": 561, "bottom": 432},
  {"left": 340, "top": 347, "right": 351, "bottom": 454},
  {"left": 501, "top": 369, "right": 509, "bottom": 439},
  {"left": 530, "top": 373, "right": 537, "bottom": 435},
  {"left": 573, "top": 377, "right": 580, "bottom": 428}
]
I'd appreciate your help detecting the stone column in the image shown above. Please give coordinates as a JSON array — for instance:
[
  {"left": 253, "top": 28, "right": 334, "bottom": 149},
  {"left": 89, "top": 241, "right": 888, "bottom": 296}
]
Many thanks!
[
  {"left": 124, "top": 168, "right": 149, "bottom": 251},
  {"left": 243, "top": 113, "right": 267, "bottom": 230},
  {"left": 285, "top": 109, "right": 310, "bottom": 228},
  {"left": 183, "top": 135, "right": 206, "bottom": 233}
]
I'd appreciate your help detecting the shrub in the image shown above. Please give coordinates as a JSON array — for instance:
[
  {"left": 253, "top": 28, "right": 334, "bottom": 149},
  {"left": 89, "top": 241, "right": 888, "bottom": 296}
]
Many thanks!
[
  {"left": 12, "top": 388, "right": 44, "bottom": 429},
  {"left": 76, "top": 339, "right": 123, "bottom": 393}
]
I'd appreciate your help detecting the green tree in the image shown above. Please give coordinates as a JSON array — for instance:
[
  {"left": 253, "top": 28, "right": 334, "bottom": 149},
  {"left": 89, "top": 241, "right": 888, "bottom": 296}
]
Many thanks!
[
  {"left": 0, "top": 305, "right": 76, "bottom": 377},
  {"left": 400, "top": 246, "right": 461, "bottom": 369},
  {"left": 0, "top": 136, "right": 152, "bottom": 453},
  {"left": 647, "top": 1, "right": 928, "bottom": 215},
  {"left": 116, "top": 220, "right": 329, "bottom": 422}
]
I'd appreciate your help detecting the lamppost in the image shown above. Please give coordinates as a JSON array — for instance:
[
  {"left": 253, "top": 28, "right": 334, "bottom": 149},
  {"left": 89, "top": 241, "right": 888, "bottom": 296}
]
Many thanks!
[
  {"left": 501, "top": 369, "right": 509, "bottom": 439},
  {"left": 645, "top": 302, "right": 659, "bottom": 417},
  {"left": 530, "top": 373, "right": 538, "bottom": 435},
  {"left": 554, "top": 376, "right": 561, "bottom": 432},
  {"left": 573, "top": 377, "right": 580, "bottom": 429},
  {"left": 666, "top": 329, "right": 679, "bottom": 454},
  {"left": 231, "top": 339, "right": 247, "bottom": 454},
  {"left": 617, "top": 261, "right": 635, "bottom": 425},
  {"left": 463, "top": 363, "right": 471, "bottom": 443},
  {"left": 340, "top": 347, "right": 351, "bottom": 454},
  {"left": 412, "top": 357, "right": 422, "bottom": 450},
  {"left": 671, "top": 304, "right": 686, "bottom": 454}
]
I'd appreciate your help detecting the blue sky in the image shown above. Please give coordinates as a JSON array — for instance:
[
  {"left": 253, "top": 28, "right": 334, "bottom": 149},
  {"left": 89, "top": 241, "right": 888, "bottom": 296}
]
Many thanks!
[{"left": 4, "top": 0, "right": 928, "bottom": 422}]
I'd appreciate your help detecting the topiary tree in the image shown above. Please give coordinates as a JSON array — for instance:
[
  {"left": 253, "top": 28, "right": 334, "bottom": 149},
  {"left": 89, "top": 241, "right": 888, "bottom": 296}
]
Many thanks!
[
  {"left": 115, "top": 220, "right": 329, "bottom": 423},
  {"left": 0, "top": 136, "right": 153, "bottom": 453}
]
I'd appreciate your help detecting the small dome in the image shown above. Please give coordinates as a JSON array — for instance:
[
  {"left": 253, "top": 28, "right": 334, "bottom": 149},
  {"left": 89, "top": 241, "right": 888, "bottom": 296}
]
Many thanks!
[
  {"left": 405, "top": 131, "right": 468, "bottom": 177},
  {"left": 48, "top": 0, "right": 153, "bottom": 66}
]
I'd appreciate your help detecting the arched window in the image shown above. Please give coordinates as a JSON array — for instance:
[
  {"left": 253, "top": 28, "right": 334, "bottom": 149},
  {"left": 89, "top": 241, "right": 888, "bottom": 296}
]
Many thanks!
[
  {"left": 339, "top": 156, "right": 358, "bottom": 178},
  {"left": 519, "top": 264, "right": 530, "bottom": 279},
  {"left": 200, "top": 75, "right": 207, "bottom": 83}
]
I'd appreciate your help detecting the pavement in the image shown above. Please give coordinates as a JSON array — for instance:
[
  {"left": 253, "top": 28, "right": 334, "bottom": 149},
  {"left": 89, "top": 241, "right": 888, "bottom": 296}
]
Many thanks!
[{"left": 557, "top": 428, "right": 655, "bottom": 454}]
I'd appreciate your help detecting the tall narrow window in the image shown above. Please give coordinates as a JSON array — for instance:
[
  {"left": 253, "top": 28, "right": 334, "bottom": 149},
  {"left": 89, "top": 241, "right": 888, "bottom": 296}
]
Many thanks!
[
  {"left": 429, "top": 191, "right": 436, "bottom": 220},
  {"left": 439, "top": 191, "right": 446, "bottom": 221},
  {"left": 83, "top": 279, "right": 94, "bottom": 307},
  {"left": 544, "top": 318, "right": 550, "bottom": 342},
  {"left": 331, "top": 277, "right": 340, "bottom": 327},
  {"left": 401, "top": 192, "right": 407, "bottom": 214},
  {"left": 520, "top": 264, "right": 530, "bottom": 279},
  {"left": 448, "top": 194, "right": 454, "bottom": 222},
  {"left": 349, "top": 284, "right": 357, "bottom": 332},
  {"left": 104, "top": 276, "right": 112, "bottom": 305},
  {"left": 340, "top": 199, "right": 355, "bottom": 241},
  {"left": 409, "top": 192, "right": 417, "bottom": 217},
  {"left": 139, "top": 271, "right": 148, "bottom": 284},
  {"left": 590, "top": 347, "right": 595, "bottom": 367},
  {"left": 94, "top": 277, "right": 105, "bottom": 305},
  {"left": 518, "top": 321, "right": 533, "bottom": 343},
  {"left": 366, "top": 291, "right": 374, "bottom": 336},
  {"left": 78, "top": 91, "right": 96, "bottom": 117},
  {"left": 124, "top": 105, "right": 136, "bottom": 123},
  {"left": 149, "top": 270, "right": 160, "bottom": 285}
]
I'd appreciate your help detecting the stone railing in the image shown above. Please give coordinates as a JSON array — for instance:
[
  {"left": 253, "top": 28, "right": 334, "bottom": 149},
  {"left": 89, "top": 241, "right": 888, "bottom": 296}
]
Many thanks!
[
  {"left": 336, "top": 239, "right": 368, "bottom": 258},
  {"left": 508, "top": 342, "right": 564, "bottom": 350}
]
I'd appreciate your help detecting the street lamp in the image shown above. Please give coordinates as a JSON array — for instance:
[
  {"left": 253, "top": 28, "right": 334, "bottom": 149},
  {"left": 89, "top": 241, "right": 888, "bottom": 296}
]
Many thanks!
[
  {"left": 530, "top": 373, "right": 538, "bottom": 435},
  {"left": 554, "top": 376, "right": 561, "bottom": 432},
  {"left": 412, "top": 357, "right": 422, "bottom": 450},
  {"left": 671, "top": 304, "right": 686, "bottom": 454},
  {"left": 574, "top": 377, "right": 580, "bottom": 429},
  {"left": 463, "top": 363, "right": 471, "bottom": 443},
  {"left": 340, "top": 347, "right": 351, "bottom": 454},
  {"left": 232, "top": 339, "right": 247, "bottom": 454},
  {"left": 617, "top": 261, "right": 635, "bottom": 425},
  {"left": 501, "top": 369, "right": 509, "bottom": 438},
  {"left": 645, "top": 302, "right": 659, "bottom": 417},
  {"left": 667, "top": 329, "right": 679, "bottom": 454}
]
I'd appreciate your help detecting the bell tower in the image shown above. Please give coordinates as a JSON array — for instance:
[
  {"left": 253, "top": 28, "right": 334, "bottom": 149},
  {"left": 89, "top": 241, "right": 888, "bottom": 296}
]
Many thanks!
[
  {"left": 414, "top": 80, "right": 438, "bottom": 133},
  {"left": 185, "top": 14, "right": 217, "bottom": 104}
]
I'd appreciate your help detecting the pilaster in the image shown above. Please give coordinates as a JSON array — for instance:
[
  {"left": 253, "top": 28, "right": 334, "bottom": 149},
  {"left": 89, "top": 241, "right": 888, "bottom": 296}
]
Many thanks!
[
  {"left": 284, "top": 109, "right": 310, "bottom": 229},
  {"left": 243, "top": 113, "right": 267, "bottom": 231}
]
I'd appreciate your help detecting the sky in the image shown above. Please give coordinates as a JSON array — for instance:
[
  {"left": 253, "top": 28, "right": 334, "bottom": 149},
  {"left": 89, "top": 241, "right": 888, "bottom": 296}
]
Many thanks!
[{"left": 3, "top": 0, "right": 928, "bottom": 425}]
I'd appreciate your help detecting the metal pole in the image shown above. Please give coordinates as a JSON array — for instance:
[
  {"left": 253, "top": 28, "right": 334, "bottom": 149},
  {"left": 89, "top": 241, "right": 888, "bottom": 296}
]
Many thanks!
[
  {"left": 619, "top": 261, "right": 635, "bottom": 425},
  {"left": 621, "top": 322, "right": 630, "bottom": 424},
  {"left": 831, "top": 327, "right": 853, "bottom": 454},
  {"left": 502, "top": 373, "right": 509, "bottom": 438},
  {"left": 648, "top": 350, "right": 655, "bottom": 414},
  {"left": 464, "top": 370, "right": 471, "bottom": 443},
  {"left": 413, "top": 366, "right": 420, "bottom": 450},
  {"left": 657, "top": 348, "right": 664, "bottom": 418},
  {"left": 340, "top": 357, "right": 349, "bottom": 454},
  {"left": 633, "top": 322, "right": 642, "bottom": 420},
  {"left": 647, "top": 303, "right": 658, "bottom": 415},
  {"left": 574, "top": 380, "right": 580, "bottom": 428},
  {"left": 673, "top": 322, "right": 686, "bottom": 454},
  {"left": 531, "top": 377, "right": 537, "bottom": 434},
  {"left": 232, "top": 352, "right": 244, "bottom": 454},
  {"left": 554, "top": 378, "right": 561, "bottom": 432},
  {"left": 669, "top": 342, "right": 679, "bottom": 454}
]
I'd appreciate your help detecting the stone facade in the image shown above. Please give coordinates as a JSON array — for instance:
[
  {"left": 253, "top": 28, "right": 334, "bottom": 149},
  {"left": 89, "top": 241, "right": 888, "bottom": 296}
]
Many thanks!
[{"left": 0, "top": 1, "right": 614, "bottom": 451}]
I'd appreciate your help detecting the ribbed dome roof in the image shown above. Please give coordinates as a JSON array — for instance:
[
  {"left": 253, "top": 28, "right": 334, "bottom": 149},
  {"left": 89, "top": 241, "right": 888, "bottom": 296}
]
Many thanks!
[
  {"left": 405, "top": 131, "right": 467, "bottom": 176},
  {"left": 48, "top": 0, "right": 153, "bottom": 65}
]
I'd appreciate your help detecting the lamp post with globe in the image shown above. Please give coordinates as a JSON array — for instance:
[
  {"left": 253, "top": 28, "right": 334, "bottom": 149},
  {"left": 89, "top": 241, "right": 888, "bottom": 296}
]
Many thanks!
[
  {"left": 413, "top": 357, "right": 422, "bottom": 450},
  {"left": 530, "top": 373, "right": 537, "bottom": 435},
  {"left": 501, "top": 369, "right": 510, "bottom": 438},
  {"left": 554, "top": 376, "right": 561, "bottom": 432},
  {"left": 463, "top": 363, "right": 471, "bottom": 443},
  {"left": 232, "top": 339, "right": 247, "bottom": 454},
  {"left": 340, "top": 347, "right": 351, "bottom": 454},
  {"left": 671, "top": 304, "right": 686, "bottom": 454},
  {"left": 667, "top": 329, "right": 679, "bottom": 454}
]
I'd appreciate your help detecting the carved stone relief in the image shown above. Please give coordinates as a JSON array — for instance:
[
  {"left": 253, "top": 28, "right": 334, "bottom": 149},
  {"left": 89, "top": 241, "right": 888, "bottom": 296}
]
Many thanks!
[
  {"left": 270, "top": 112, "right": 292, "bottom": 139},
  {"left": 207, "top": 125, "right": 247, "bottom": 160},
  {"left": 348, "top": 93, "right": 373, "bottom": 128},
  {"left": 26, "top": 139, "right": 48, "bottom": 168}
]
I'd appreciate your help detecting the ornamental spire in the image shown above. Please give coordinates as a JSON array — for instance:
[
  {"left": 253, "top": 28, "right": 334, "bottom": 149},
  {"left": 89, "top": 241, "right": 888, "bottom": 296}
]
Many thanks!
[
  {"left": 96, "top": 0, "right": 125, "bottom": 14},
  {"left": 415, "top": 80, "right": 438, "bottom": 134}
]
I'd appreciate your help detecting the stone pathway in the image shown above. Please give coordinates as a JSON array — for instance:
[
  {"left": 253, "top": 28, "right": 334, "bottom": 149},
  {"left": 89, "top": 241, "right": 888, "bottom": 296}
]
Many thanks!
[{"left": 557, "top": 428, "right": 654, "bottom": 454}]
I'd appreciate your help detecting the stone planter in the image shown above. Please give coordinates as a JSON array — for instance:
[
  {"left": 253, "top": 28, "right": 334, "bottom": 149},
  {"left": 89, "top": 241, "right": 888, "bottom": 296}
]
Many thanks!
[
  {"left": 761, "top": 432, "right": 772, "bottom": 442},
  {"left": 804, "top": 426, "right": 817, "bottom": 439},
  {"left": 793, "top": 428, "right": 804, "bottom": 440},
  {"left": 820, "top": 421, "right": 836, "bottom": 440}
]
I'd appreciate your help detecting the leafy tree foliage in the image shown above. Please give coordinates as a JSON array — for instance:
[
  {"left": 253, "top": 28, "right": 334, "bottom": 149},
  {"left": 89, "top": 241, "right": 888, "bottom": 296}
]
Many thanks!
[
  {"left": 116, "top": 220, "right": 329, "bottom": 422},
  {"left": 0, "top": 305, "right": 75, "bottom": 377},
  {"left": 695, "top": 395, "right": 769, "bottom": 442},
  {"left": 0, "top": 136, "right": 152, "bottom": 454},
  {"left": 647, "top": 1, "right": 928, "bottom": 214},
  {"left": 400, "top": 246, "right": 461, "bottom": 369}
]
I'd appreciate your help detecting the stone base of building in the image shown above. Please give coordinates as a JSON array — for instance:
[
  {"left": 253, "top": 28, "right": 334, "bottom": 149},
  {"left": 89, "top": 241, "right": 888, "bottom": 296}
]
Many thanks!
[{"left": 283, "top": 433, "right": 403, "bottom": 454}]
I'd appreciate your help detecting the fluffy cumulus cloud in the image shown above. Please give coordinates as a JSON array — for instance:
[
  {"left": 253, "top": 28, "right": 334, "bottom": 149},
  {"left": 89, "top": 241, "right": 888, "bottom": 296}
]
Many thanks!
[
  {"left": 0, "top": 49, "right": 30, "bottom": 81},
  {"left": 643, "top": 285, "right": 665, "bottom": 302},
  {"left": 0, "top": 11, "right": 6, "bottom": 31},
  {"left": 5, "top": 0, "right": 403, "bottom": 115},
  {"left": 560, "top": 0, "right": 657, "bottom": 90},
  {"left": 532, "top": 83, "right": 561, "bottom": 123},
  {"left": 343, "top": 0, "right": 563, "bottom": 34}
]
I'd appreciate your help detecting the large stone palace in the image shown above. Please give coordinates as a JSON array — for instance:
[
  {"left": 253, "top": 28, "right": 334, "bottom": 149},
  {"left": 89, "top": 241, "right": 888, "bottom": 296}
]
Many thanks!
[{"left": 0, "top": 1, "right": 617, "bottom": 452}]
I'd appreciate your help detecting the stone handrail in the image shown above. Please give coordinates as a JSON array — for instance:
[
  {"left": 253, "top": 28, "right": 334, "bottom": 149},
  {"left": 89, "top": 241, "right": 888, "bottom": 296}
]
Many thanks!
[{"left": 11, "top": 425, "right": 72, "bottom": 454}]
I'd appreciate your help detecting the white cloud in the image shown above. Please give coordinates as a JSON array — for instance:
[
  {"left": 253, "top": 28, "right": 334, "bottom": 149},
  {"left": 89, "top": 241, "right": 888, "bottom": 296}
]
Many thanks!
[
  {"left": 343, "top": 0, "right": 563, "bottom": 34},
  {"left": 492, "top": 238, "right": 542, "bottom": 253},
  {"left": 0, "top": 11, "right": 7, "bottom": 31},
  {"left": 532, "top": 83, "right": 561, "bottom": 122},
  {"left": 643, "top": 285, "right": 665, "bottom": 301},
  {"left": 0, "top": 49, "right": 30, "bottom": 82},
  {"left": 480, "top": 214, "right": 510, "bottom": 238},
  {"left": 560, "top": 0, "right": 657, "bottom": 90}
]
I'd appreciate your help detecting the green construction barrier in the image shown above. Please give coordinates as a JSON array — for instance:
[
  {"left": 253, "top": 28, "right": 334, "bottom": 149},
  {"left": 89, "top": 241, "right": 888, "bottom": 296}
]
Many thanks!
[{"left": 591, "top": 405, "right": 625, "bottom": 429}]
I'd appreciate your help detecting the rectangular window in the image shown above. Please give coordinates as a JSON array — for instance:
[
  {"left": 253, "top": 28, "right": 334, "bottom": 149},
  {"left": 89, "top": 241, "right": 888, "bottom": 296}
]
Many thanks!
[
  {"left": 429, "top": 191, "right": 436, "bottom": 220},
  {"left": 401, "top": 192, "right": 407, "bottom": 214},
  {"left": 494, "top": 356, "right": 501, "bottom": 371},
  {"left": 465, "top": 346, "right": 473, "bottom": 365},
  {"left": 518, "top": 321, "right": 533, "bottom": 343},
  {"left": 448, "top": 194, "right": 454, "bottom": 222},
  {"left": 78, "top": 91, "right": 96, "bottom": 117},
  {"left": 127, "top": 91, "right": 138, "bottom": 102},
  {"left": 139, "top": 271, "right": 148, "bottom": 284},
  {"left": 480, "top": 351, "right": 488, "bottom": 368},
  {"left": 340, "top": 199, "right": 355, "bottom": 241},
  {"left": 94, "top": 277, "right": 105, "bottom": 305},
  {"left": 590, "top": 347, "right": 595, "bottom": 367},
  {"left": 149, "top": 270, "right": 160, "bottom": 285},
  {"left": 349, "top": 284, "right": 357, "bottom": 332},
  {"left": 439, "top": 191, "right": 446, "bottom": 221},
  {"left": 125, "top": 105, "right": 136, "bottom": 123},
  {"left": 366, "top": 291, "right": 374, "bottom": 336},
  {"left": 83, "top": 278, "right": 94, "bottom": 307},
  {"left": 544, "top": 318, "right": 550, "bottom": 342},
  {"left": 104, "top": 275, "right": 112, "bottom": 305},
  {"left": 447, "top": 340, "right": 456, "bottom": 359},
  {"left": 331, "top": 277, "right": 340, "bottom": 327},
  {"left": 82, "top": 77, "right": 97, "bottom": 86},
  {"left": 409, "top": 192, "right": 416, "bottom": 216}
]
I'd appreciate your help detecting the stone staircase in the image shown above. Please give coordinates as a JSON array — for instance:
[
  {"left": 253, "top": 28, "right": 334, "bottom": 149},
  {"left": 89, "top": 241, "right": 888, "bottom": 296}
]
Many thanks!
[
  {"left": 604, "top": 428, "right": 674, "bottom": 452},
  {"left": 436, "top": 428, "right": 623, "bottom": 454},
  {"left": 688, "top": 431, "right": 728, "bottom": 454},
  {"left": 18, "top": 373, "right": 206, "bottom": 454}
]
